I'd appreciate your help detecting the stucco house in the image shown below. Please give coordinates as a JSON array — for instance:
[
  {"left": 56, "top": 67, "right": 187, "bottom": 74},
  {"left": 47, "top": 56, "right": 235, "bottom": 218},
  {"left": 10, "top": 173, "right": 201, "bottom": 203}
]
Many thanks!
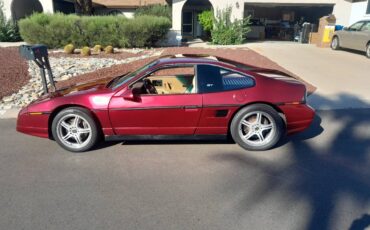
[
  {"left": 168, "top": 0, "right": 370, "bottom": 44},
  {"left": 2, "top": 0, "right": 369, "bottom": 44},
  {"left": 1, "top": 0, "right": 168, "bottom": 20}
]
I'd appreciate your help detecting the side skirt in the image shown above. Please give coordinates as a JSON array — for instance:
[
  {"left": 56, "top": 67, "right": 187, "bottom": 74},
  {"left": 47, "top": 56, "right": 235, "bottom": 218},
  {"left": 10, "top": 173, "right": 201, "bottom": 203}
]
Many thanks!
[{"left": 105, "top": 134, "right": 228, "bottom": 142}]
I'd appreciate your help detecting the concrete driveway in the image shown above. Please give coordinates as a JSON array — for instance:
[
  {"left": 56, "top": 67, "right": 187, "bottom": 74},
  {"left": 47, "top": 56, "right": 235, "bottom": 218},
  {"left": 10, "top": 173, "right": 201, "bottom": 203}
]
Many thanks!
[
  {"left": 1, "top": 108, "right": 370, "bottom": 230},
  {"left": 246, "top": 42, "right": 370, "bottom": 110}
]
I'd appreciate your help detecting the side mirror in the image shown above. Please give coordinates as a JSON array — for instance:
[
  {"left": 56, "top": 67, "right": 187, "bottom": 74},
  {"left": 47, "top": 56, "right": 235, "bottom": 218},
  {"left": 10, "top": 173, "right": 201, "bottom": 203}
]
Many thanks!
[{"left": 123, "top": 82, "right": 143, "bottom": 102}]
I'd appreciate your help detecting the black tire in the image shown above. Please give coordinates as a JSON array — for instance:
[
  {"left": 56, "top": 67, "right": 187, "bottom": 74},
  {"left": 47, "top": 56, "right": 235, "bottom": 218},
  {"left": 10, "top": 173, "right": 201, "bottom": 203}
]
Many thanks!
[
  {"left": 366, "top": 44, "right": 370, "bottom": 59},
  {"left": 230, "top": 104, "right": 284, "bottom": 151},
  {"left": 51, "top": 107, "right": 99, "bottom": 152},
  {"left": 331, "top": 36, "right": 340, "bottom": 50}
]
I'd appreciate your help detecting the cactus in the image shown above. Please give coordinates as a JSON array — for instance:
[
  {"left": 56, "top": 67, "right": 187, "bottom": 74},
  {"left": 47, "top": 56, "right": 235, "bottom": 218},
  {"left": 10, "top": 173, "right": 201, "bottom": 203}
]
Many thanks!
[
  {"left": 104, "top": 45, "right": 114, "bottom": 54},
  {"left": 63, "top": 44, "right": 75, "bottom": 54},
  {"left": 81, "top": 46, "right": 91, "bottom": 56}
]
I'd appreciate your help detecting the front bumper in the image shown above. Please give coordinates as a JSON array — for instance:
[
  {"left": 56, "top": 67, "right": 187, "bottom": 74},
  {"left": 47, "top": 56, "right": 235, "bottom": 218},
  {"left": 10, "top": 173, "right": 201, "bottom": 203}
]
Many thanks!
[{"left": 16, "top": 107, "right": 50, "bottom": 138}]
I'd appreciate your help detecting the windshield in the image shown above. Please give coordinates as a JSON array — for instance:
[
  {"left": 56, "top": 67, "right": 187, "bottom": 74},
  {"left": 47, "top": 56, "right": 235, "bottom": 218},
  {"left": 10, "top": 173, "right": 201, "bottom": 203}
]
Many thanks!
[{"left": 110, "top": 60, "right": 158, "bottom": 89}]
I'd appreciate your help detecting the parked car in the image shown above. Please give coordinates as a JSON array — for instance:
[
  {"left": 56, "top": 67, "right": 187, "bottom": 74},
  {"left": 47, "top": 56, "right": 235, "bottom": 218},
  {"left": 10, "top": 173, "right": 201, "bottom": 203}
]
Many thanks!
[
  {"left": 17, "top": 55, "right": 315, "bottom": 152},
  {"left": 331, "top": 20, "right": 370, "bottom": 58}
]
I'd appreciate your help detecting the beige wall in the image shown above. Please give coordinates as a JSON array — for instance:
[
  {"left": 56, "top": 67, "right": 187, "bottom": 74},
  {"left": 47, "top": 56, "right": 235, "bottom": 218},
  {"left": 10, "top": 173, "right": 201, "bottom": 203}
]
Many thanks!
[{"left": 350, "top": 1, "right": 370, "bottom": 25}]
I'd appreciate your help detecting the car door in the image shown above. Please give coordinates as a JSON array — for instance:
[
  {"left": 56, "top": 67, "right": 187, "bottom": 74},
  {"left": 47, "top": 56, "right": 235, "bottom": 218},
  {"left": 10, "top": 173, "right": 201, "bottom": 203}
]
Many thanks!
[
  {"left": 195, "top": 64, "right": 255, "bottom": 135},
  {"left": 109, "top": 64, "right": 202, "bottom": 135},
  {"left": 352, "top": 21, "right": 370, "bottom": 51},
  {"left": 343, "top": 21, "right": 365, "bottom": 50}
]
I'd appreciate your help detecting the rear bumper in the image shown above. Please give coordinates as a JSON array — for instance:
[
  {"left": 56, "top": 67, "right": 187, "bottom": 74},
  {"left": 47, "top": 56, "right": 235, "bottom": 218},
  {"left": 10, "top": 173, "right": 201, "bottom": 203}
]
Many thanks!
[
  {"left": 16, "top": 107, "right": 50, "bottom": 138},
  {"left": 278, "top": 104, "right": 315, "bottom": 135}
]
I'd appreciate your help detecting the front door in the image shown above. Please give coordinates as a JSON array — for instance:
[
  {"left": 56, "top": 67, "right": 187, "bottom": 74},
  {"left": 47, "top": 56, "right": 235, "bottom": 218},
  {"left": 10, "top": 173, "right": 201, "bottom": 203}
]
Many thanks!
[
  {"left": 109, "top": 65, "right": 202, "bottom": 135},
  {"left": 182, "top": 10, "right": 194, "bottom": 38}
]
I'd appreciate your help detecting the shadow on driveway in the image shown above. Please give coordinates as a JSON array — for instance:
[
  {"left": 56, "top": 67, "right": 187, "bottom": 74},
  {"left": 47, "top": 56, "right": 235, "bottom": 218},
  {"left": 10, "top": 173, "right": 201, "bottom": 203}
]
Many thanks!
[{"left": 210, "top": 93, "right": 370, "bottom": 230}]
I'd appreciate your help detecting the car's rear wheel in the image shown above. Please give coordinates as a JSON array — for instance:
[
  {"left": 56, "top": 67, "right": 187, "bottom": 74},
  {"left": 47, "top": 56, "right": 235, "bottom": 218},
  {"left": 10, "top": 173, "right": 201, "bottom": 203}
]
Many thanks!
[
  {"left": 331, "top": 36, "right": 340, "bottom": 50},
  {"left": 52, "top": 107, "right": 99, "bottom": 152},
  {"left": 230, "top": 104, "right": 284, "bottom": 151},
  {"left": 366, "top": 44, "right": 370, "bottom": 59}
]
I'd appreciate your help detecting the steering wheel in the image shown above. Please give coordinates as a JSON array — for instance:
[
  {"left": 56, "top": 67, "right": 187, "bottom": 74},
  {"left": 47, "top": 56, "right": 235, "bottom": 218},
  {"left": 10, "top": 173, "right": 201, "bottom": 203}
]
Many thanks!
[{"left": 143, "top": 79, "right": 158, "bottom": 94}]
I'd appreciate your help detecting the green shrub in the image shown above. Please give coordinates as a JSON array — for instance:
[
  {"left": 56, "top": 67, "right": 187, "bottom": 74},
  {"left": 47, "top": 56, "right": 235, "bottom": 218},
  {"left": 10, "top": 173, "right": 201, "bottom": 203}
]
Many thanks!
[
  {"left": 81, "top": 46, "right": 91, "bottom": 56},
  {"left": 198, "top": 10, "right": 213, "bottom": 32},
  {"left": 135, "top": 4, "right": 171, "bottom": 19},
  {"left": 120, "top": 15, "right": 171, "bottom": 48},
  {"left": 0, "top": 0, "right": 21, "bottom": 42},
  {"left": 211, "top": 7, "right": 251, "bottom": 45},
  {"left": 104, "top": 45, "right": 114, "bottom": 54},
  {"left": 19, "top": 13, "right": 171, "bottom": 48},
  {"left": 64, "top": 44, "right": 75, "bottom": 54},
  {"left": 93, "top": 44, "right": 102, "bottom": 53}
]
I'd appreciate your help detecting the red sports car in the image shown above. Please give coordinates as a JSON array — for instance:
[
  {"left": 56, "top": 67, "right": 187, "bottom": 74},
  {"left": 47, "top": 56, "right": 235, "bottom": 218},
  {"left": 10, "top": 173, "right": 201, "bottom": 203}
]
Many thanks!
[{"left": 17, "top": 54, "right": 315, "bottom": 152}]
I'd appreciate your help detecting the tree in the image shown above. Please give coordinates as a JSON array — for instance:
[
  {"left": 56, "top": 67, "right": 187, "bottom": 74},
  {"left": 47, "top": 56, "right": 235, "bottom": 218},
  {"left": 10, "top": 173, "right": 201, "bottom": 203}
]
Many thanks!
[{"left": 74, "top": 0, "right": 93, "bottom": 15}]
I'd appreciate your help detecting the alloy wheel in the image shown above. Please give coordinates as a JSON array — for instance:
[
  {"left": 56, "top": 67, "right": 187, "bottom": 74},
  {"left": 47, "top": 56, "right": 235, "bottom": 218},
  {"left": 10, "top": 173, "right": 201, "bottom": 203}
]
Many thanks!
[
  {"left": 238, "top": 111, "right": 275, "bottom": 147},
  {"left": 56, "top": 114, "right": 92, "bottom": 149}
]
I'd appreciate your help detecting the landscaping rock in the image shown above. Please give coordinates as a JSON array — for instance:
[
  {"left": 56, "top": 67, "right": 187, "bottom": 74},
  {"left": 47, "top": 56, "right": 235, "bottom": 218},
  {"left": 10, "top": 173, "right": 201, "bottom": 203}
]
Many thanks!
[{"left": 0, "top": 49, "right": 163, "bottom": 110}]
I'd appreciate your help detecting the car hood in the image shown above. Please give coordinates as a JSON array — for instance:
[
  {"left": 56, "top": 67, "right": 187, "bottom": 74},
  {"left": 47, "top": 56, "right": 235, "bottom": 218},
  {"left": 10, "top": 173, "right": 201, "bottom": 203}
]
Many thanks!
[
  {"left": 55, "top": 76, "right": 113, "bottom": 96},
  {"left": 33, "top": 77, "right": 114, "bottom": 103}
]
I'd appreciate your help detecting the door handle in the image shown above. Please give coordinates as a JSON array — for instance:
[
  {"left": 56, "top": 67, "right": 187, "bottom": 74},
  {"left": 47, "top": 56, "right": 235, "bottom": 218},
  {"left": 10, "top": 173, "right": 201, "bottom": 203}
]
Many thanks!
[{"left": 184, "top": 105, "right": 199, "bottom": 109}]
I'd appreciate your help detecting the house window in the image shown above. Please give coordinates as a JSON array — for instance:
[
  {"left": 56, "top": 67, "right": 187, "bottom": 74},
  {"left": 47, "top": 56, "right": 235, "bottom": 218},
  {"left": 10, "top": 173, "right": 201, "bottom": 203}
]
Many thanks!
[{"left": 367, "top": 0, "right": 370, "bottom": 14}]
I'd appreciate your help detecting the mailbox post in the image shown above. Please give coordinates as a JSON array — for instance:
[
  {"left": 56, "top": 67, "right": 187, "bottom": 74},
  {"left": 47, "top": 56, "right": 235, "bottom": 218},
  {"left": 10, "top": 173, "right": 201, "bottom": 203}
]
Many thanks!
[{"left": 19, "top": 45, "right": 56, "bottom": 94}]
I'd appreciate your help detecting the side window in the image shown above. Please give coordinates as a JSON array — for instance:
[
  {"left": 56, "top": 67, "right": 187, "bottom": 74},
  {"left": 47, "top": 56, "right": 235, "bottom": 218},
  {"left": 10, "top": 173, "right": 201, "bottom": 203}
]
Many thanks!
[
  {"left": 361, "top": 22, "right": 370, "bottom": 31},
  {"left": 197, "top": 65, "right": 254, "bottom": 93},
  {"left": 349, "top": 22, "right": 364, "bottom": 31},
  {"left": 138, "top": 65, "right": 196, "bottom": 95}
]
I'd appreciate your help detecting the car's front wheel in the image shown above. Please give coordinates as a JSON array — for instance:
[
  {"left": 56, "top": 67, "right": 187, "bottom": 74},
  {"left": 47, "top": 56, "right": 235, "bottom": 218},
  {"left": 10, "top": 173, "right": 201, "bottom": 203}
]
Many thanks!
[
  {"left": 52, "top": 107, "right": 99, "bottom": 152},
  {"left": 331, "top": 36, "right": 340, "bottom": 50},
  {"left": 230, "top": 104, "right": 284, "bottom": 151}
]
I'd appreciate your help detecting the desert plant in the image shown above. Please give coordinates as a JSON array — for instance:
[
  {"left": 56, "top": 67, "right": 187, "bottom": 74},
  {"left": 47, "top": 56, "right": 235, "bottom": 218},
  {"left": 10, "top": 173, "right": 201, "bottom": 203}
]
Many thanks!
[
  {"left": 93, "top": 44, "right": 102, "bottom": 53},
  {"left": 81, "top": 46, "right": 91, "bottom": 56},
  {"left": 198, "top": 10, "right": 213, "bottom": 32},
  {"left": 104, "top": 45, "right": 114, "bottom": 54},
  {"left": 0, "top": 0, "right": 21, "bottom": 42},
  {"left": 211, "top": 6, "right": 251, "bottom": 45},
  {"left": 19, "top": 13, "right": 170, "bottom": 48},
  {"left": 135, "top": 4, "right": 171, "bottom": 19},
  {"left": 64, "top": 44, "right": 75, "bottom": 54}
]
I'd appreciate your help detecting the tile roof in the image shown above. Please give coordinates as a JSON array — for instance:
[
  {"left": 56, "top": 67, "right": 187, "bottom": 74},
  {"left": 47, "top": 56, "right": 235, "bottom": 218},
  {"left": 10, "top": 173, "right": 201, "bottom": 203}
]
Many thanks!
[{"left": 93, "top": 0, "right": 167, "bottom": 8}]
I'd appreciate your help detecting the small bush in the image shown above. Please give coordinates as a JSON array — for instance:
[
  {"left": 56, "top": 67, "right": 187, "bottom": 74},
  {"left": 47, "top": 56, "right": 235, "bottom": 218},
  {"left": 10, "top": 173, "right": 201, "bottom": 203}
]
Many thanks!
[
  {"left": 211, "top": 7, "right": 251, "bottom": 45},
  {"left": 93, "top": 44, "right": 102, "bottom": 53},
  {"left": 135, "top": 4, "right": 171, "bottom": 19},
  {"left": 104, "top": 45, "right": 113, "bottom": 54},
  {"left": 64, "top": 44, "right": 75, "bottom": 54},
  {"left": 0, "top": 0, "right": 21, "bottom": 42},
  {"left": 19, "top": 13, "right": 171, "bottom": 48},
  {"left": 198, "top": 10, "right": 213, "bottom": 32},
  {"left": 81, "top": 46, "right": 91, "bottom": 56}
]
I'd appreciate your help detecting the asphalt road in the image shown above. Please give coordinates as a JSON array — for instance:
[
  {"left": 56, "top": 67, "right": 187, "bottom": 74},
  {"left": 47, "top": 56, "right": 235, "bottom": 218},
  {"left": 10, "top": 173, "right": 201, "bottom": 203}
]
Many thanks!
[{"left": 1, "top": 109, "right": 370, "bottom": 230}]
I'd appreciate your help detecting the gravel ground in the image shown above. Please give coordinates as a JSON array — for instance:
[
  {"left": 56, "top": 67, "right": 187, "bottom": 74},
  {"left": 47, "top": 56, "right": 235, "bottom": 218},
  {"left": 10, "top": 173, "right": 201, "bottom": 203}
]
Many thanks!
[
  {"left": 0, "top": 47, "right": 29, "bottom": 99},
  {"left": 49, "top": 48, "right": 147, "bottom": 60}
]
